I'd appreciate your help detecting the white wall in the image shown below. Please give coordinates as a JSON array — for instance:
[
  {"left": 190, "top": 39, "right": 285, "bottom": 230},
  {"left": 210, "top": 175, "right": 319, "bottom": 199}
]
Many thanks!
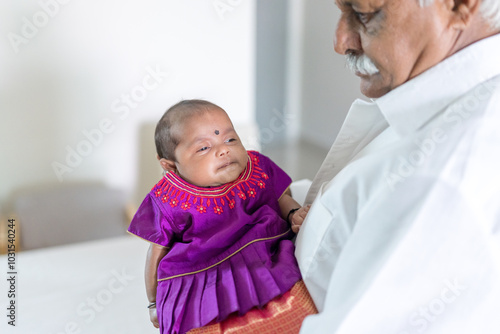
[
  {"left": 297, "top": 0, "right": 364, "bottom": 149},
  {"left": 0, "top": 0, "right": 256, "bottom": 209},
  {"left": 255, "top": 0, "right": 288, "bottom": 147}
]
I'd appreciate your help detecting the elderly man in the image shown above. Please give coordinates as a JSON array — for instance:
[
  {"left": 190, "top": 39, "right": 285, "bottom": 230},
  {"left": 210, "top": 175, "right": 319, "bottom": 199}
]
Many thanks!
[{"left": 295, "top": 0, "right": 500, "bottom": 333}]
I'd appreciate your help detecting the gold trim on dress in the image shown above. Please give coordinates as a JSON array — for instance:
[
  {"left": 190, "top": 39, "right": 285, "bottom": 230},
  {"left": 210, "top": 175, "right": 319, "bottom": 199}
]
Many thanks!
[
  {"left": 157, "top": 229, "right": 291, "bottom": 282},
  {"left": 126, "top": 230, "right": 170, "bottom": 249}
]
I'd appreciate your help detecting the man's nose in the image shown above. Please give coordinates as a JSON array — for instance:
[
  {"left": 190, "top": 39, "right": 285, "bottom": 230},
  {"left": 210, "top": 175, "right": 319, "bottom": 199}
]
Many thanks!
[{"left": 334, "top": 15, "right": 361, "bottom": 55}]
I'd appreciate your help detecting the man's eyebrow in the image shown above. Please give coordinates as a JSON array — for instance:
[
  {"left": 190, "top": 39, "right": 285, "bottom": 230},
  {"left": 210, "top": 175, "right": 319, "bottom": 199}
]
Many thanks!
[{"left": 337, "top": 0, "right": 354, "bottom": 8}]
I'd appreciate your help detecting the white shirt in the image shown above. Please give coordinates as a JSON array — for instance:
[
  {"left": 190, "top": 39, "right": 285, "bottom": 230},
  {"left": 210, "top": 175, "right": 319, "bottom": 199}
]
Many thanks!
[{"left": 296, "top": 33, "right": 500, "bottom": 334}]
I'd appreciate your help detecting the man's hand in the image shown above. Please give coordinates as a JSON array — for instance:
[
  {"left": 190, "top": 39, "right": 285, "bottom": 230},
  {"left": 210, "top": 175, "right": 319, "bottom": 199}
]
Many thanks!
[
  {"left": 291, "top": 205, "right": 311, "bottom": 233},
  {"left": 149, "top": 306, "right": 159, "bottom": 328}
]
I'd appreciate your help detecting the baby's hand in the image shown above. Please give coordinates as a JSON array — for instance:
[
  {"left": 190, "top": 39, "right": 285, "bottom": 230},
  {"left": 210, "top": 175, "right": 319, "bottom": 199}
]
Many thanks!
[
  {"left": 291, "top": 205, "right": 311, "bottom": 233},
  {"left": 149, "top": 306, "right": 160, "bottom": 328}
]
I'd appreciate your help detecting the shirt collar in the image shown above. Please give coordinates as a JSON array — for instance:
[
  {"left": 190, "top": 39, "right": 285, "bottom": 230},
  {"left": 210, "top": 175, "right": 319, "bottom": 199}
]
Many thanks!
[{"left": 375, "top": 33, "right": 500, "bottom": 137}]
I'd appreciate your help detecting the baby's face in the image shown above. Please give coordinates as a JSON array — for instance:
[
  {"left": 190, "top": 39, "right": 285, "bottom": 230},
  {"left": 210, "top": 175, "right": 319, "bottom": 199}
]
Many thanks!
[{"left": 172, "top": 108, "right": 248, "bottom": 187}]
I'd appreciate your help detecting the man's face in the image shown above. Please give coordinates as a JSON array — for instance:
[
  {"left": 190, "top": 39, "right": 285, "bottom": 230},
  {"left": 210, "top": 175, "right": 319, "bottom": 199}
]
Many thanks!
[
  {"left": 334, "top": 0, "right": 454, "bottom": 98},
  {"left": 172, "top": 108, "right": 248, "bottom": 188}
]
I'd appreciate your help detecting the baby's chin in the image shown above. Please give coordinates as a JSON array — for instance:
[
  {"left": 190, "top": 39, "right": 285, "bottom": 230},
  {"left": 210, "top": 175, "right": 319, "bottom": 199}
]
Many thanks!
[
  {"left": 208, "top": 165, "right": 245, "bottom": 187},
  {"left": 193, "top": 175, "right": 238, "bottom": 188}
]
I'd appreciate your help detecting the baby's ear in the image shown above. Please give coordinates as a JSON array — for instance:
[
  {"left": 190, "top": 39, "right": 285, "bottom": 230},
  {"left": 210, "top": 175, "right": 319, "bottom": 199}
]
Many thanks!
[{"left": 157, "top": 155, "right": 177, "bottom": 172}]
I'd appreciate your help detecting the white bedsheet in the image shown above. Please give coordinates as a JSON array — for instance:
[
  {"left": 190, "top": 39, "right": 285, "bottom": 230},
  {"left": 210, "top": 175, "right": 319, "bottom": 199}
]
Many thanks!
[{"left": 1, "top": 235, "right": 158, "bottom": 334}]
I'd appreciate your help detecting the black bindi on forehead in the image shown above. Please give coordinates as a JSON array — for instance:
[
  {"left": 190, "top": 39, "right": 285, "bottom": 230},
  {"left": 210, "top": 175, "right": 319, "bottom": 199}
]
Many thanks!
[{"left": 215, "top": 130, "right": 219, "bottom": 135}]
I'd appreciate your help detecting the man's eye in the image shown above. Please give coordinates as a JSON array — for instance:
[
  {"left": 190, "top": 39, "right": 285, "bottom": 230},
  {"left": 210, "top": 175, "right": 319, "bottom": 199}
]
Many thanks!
[{"left": 353, "top": 10, "right": 377, "bottom": 24}]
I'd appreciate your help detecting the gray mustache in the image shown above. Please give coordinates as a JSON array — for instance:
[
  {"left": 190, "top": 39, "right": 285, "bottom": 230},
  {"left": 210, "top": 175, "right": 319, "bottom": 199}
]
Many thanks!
[{"left": 345, "top": 53, "right": 379, "bottom": 75}]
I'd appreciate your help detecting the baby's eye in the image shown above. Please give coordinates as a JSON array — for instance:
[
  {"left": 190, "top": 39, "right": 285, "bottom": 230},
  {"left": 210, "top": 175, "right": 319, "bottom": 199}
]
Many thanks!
[
  {"left": 198, "top": 146, "right": 209, "bottom": 152},
  {"left": 226, "top": 138, "right": 237, "bottom": 143}
]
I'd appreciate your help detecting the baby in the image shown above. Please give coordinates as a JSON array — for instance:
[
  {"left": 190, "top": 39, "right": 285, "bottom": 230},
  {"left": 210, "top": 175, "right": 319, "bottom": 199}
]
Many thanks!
[{"left": 128, "top": 99, "right": 314, "bottom": 333}]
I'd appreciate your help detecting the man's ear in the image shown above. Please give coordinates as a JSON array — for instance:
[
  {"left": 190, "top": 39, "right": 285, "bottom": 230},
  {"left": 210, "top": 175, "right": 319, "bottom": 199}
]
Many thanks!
[
  {"left": 157, "top": 155, "right": 177, "bottom": 172},
  {"left": 447, "top": 0, "right": 481, "bottom": 29}
]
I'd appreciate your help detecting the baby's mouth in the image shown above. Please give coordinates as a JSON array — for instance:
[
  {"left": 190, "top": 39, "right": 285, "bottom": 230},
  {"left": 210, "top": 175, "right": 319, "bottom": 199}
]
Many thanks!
[{"left": 217, "top": 161, "right": 233, "bottom": 170}]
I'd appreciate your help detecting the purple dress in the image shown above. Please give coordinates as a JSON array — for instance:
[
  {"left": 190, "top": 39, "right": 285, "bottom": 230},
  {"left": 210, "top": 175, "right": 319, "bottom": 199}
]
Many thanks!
[{"left": 128, "top": 151, "right": 301, "bottom": 334}]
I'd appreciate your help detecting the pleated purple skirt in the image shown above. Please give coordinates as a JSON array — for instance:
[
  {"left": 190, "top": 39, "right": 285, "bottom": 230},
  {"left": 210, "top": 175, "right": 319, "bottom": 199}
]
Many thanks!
[{"left": 156, "top": 238, "right": 301, "bottom": 334}]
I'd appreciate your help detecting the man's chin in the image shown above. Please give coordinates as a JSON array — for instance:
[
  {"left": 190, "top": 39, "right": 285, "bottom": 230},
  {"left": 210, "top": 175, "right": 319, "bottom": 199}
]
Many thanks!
[{"left": 359, "top": 75, "right": 390, "bottom": 99}]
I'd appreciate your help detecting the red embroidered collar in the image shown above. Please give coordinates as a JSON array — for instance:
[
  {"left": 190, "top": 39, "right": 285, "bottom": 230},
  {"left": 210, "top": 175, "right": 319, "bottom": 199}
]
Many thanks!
[{"left": 152, "top": 151, "right": 269, "bottom": 214}]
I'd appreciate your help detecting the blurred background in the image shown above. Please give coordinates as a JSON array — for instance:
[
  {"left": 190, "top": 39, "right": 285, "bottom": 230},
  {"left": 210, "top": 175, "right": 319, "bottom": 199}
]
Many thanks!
[
  {"left": 0, "top": 1, "right": 363, "bottom": 332},
  {"left": 0, "top": 0, "right": 362, "bottom": 227}
]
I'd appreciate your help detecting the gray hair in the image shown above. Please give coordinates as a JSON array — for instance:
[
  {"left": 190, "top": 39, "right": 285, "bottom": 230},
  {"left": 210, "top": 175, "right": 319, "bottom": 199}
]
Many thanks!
[{"left": 419, "top": 0, "right": 500, "bottom": 30}]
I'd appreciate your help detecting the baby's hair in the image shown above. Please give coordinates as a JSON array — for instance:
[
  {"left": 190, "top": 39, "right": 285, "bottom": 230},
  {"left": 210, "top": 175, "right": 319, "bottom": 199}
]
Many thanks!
[{"left": 155, "top": 99, "right": 223, "bottom": 161}]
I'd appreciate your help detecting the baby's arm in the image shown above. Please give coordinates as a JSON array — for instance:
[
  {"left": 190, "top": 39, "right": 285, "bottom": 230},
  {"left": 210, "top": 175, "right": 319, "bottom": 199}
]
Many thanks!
[
  {"left": 145, "top": 243, "right": 169, "bottom": 328},
  {"left": 278, "top": 188, "right": 311, "bottom": 233}
]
